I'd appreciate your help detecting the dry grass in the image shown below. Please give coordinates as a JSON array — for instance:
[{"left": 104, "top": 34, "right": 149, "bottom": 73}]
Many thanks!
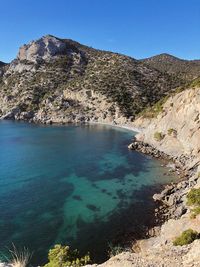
[{"left": 9, "top": 244, "right": 32, "bottom": 267}]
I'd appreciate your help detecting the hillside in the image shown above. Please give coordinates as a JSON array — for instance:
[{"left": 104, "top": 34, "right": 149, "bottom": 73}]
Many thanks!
[
  {"left": 133, "top": 87, "right": 200, "bottom": 166},
  {"left": 0, "top": 35, "right": 185, "bottom": 124},
  {"left": 141, "top": 53, "right": 200, "bottom": 81}
]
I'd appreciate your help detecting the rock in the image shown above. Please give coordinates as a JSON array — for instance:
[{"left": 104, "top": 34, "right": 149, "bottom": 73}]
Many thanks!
[
  {"left": 153, "top": 193, "right": 163, "bottom": 202},
  {"left": 1, "top": 107, "right": 20, "bottom": 119},
  {"left": 17, "top": 35, "right": 67, "bottom": 62},
  {"left": 173, "top": 205, "right": 187, "bottom": 218},
  {"left": 183, "top": 240, "right": 200, "bottom": 266}
]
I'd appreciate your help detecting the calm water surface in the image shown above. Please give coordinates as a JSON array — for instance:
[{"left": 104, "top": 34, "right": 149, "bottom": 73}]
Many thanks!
[{"left": 0, "top": 121, "right": 177, "bottom": 265}]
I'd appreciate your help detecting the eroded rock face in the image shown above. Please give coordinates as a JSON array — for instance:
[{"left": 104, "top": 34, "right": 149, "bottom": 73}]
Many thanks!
[
  {"left": 134, "top": 88, "right": 200, "bottom": 167},
  {"left": 17, "top": 35, "right": 67, "bottom": 62}
]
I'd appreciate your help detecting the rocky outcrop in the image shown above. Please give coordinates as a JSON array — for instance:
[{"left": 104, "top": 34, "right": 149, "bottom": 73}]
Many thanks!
[
  {"left": 86, "top": 239, "right": 200, "bottom": 267},
  {"left": 17, "top": 35, "right": 67, "bottom": 62},
  {"left": 133, "top": 87, "right": 200, "bottom": 168}
]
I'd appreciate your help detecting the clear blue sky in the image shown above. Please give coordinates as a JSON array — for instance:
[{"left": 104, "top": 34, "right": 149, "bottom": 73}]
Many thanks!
[{"left": 1, "top": 0, "right": 200, "bottom": 62}]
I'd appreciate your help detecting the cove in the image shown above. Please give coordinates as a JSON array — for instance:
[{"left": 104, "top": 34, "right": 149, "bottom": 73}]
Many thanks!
[{"left": 0, "top": 121, "right": 177, "bottom": 265}]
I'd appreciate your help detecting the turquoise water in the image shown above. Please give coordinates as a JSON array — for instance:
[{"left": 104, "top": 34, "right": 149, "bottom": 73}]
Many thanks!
[{"left": 0, "top": 121, "right": 177, "bottom": 265}]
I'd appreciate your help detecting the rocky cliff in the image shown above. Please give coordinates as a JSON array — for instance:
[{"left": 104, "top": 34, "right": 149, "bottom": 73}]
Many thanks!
[
  {"left": 0, "top": 35, "right": 184, "bottom": 124},
  {"left": 133, "top": 87, "right": 200, "bottom": 169}
]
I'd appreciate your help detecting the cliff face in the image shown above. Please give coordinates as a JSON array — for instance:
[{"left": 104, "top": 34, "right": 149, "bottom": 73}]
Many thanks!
[
  {"left": 134, "top": 87, "right": 200, "bottom": 169},
  {"left": 0, "top": 35, "right": 182, "bottom": 124}
]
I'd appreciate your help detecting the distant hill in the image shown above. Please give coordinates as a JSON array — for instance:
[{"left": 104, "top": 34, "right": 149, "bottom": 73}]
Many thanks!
[
  {"left": 0, "top": 61, "right": 6, "bottom": 67},
  {"left": 141, "top": 53, "right": 200, "bottom": 81}
]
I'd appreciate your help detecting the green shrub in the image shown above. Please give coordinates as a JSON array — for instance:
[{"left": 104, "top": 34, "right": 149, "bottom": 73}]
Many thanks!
[
  {"left": 173, "top": 229, "right": 199, "bottom": 246},
  {"left": 190, "top": 77, "right": 200, "bottom": 88},
  {"left": 187, "top": 188, "right": 200, "bottom": 206},
  {"left": 154, "top": 131, "right": 164, "bottom": 141},
  {"left": 167, "top": 128, "right": 177, "bottom": 136},
  {"left": 44, "top": 244, "right": 90, "bottom": 267},
  {"left": 190, "top": 206, "right": 200, "bottom": 219}
]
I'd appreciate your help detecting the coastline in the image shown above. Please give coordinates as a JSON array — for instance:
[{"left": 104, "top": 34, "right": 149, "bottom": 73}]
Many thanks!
[
  {"left": 89, "top": 121, "right": 193, "bottom": 240},
  {"left": 87, "top": 121, "right": 142, "bottom": 133},
  {"left": 1, "top": 118, "right": 199, "bottom": 266},
  {"left": 0, "top": 117, "right": 143, "bottom": 134},
  {"left": 128, "top": 138, "right": 199, "bottom": 221}
]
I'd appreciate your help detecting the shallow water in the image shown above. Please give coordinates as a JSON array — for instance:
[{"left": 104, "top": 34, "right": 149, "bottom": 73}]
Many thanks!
[{"left": 0, "top": 121, "right": 177, "bottom": 265}]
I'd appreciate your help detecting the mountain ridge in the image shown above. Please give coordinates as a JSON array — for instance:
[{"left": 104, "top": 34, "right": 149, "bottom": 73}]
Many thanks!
[{"left": 0, "top": 35, "right": 187, "bottom": 124}]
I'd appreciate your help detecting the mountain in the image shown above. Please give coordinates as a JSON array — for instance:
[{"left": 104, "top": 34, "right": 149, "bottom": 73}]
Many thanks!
[
  {"left": 141, "top": 53, "right": 200, "bottom": 81},
  {"left": 0, "top": 61, "right": 6, "bottom": 67},
  {"left": 0, "top": 35, "right": 184, "bottom": 124}
]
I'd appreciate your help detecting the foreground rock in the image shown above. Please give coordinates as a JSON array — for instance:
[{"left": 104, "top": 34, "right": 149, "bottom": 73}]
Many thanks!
[{"left": 85, "top": 241, "right": 200, "bottom": 267}]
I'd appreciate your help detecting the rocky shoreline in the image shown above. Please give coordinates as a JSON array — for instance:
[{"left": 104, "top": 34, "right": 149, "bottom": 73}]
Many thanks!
[{"left": 128, "top": 138, "right": 200, "bottom": 224}]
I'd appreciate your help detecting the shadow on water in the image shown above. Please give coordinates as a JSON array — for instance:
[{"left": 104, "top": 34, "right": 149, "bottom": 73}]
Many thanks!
[
  {"left": 71, "top": 184, "right": 162, "bottom": 264},
  {"left": 75, "top": 150, "right": 151, "bottom": 182}
]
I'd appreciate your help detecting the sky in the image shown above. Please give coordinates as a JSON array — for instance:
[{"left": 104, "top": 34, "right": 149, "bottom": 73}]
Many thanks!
[{"left": 0, "top": 0, "right": 200, "bottom": 62}]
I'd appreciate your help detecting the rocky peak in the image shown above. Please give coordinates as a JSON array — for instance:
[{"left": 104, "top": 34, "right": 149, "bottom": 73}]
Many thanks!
[{"left": 17, "top": 35, "right": 68, "bottom": 62}]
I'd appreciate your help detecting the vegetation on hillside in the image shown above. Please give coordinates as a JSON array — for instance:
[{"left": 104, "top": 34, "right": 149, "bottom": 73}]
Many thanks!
[
  {"left": 187, "top": 187, "right": 200, "bottom": 218},
  {"left": 173, "top": 229, "right": 200, "bottom": 246},
  {"left": 141, "top": 53, "right": 200, "bottom": 81},
  {"left": 136, "top": 76, "right": 200, "bottom": 119},
  {"left": 0, "top": 36, "right": 192, "bottom": 121},
  {"left": 43, "top": 244, "right": 90, "bottom": 267},
  {"left": 154, "top": 131, "right": 164, "bottom": 141}
]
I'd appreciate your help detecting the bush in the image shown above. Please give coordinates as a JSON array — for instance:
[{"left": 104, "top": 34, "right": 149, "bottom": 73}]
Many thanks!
[
  {"left": 173, "top": 229, "right": 199, "bottom": 246},
  {"left": 154, "top": 131, "right": 164, "bottom": 141},
  {"left": 44, "top": 244, "right": 90, "bottom": 267},
  {"left": 187, "top": 188, "right": 200, "bottom": 206},
  {"left": 187, "top": 188, "right": 200, "bottom": 218},
  {"left": 190, "top": 206, "right": 200, "bottom": 219},
  {"left": 167, "top": 128, "right": 177, "bottom": 136}
]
